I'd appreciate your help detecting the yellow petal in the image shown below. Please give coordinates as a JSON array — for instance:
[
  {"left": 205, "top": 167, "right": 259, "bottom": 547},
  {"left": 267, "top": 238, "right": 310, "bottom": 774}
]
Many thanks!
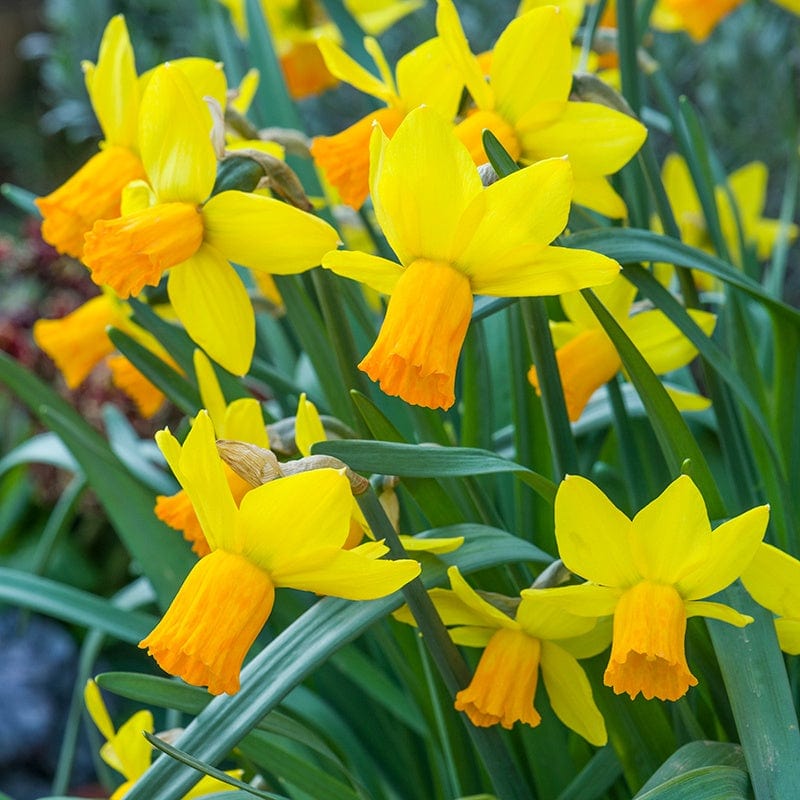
[
  {"left": 435, "top": 0, "right": 494, "bottom": 111},
  {"left": 560, "top": 275, "right": 638, "bottom": 332},
  {"left": 775, "top": 619, "right": 800, "bottom": 655},
  {"left": 539, "top": 640, "right": 607, "bottom": 746},
  {"left": 741, "top": 541, "right": 800, "bottom": 619},
  {"left": 554, "top": 475, "right": 640, "bottom": 586},
  {"left": 521, "top": 584, "right": 621, "bottom": 617},
  {"left": 223, "top": 398, "right": 269, "bottom": 448},
  {"left": 89, "top": 16, "right": 139, "bottom": 148},
  {"left": 295, "top": 393, "right": 326, "bottom": 458},
  {"left": 662, "top": 153, "right": 703, "bottom": 221},
  {"left": 231, "top": 67, "right": 260, "bottom": 115},
  {"left": 107, "top": 355, "right": 166, "bottom": 418},
  {"left": 572, "top": 176, "right": 629, "bottom": 219},
  {"left": 317, "top": 36, "right": 395, "bottom": 104},
  {"left": 624, "top": 308, "right": 715, "bottom": 375},
  {"left": 395, "top": 37, "right": 463, "bottom": 118},
  {"left": 194, "top": 349, "right": 227, "bottom": 431},
  {"left": 728, "top": 161, "right": 767, "bottom": 224},
  {"left": 155, "top": 410, "right": 237, "bottom": 552},
  {"left": 629, "top": 475, "right": 712, "bottom": 586},
  {"left": 516, "top": 591, "right": 598, "bottom": 639},
  {"left": 664, "top": 385, "right": 712, "bottom": 411},
  {"left": 138, "top": 64, "right": 216, "bottom": 203},
  {"left": 168, "top": 246, "right": 255, "bottom": 376},
  {"left": 202, "top": 190, "right": 340, "bottom": 273},
  {"left": 517, "top": 101, "right": 646, "bottom": 178},
  {"left": 107, "top": 709, "right": 154, "bottom": 780},
  {"left": 84, "top": 679, "right": 115, "bottom": 742},
  {"left": 468, "top": 243, "right": 620, "bottom": 297},
  {"left": 447, "top": 566, "right": 519, "bottom": 630},
  {"left": 399, "top": 534, "right": 464, "bottom": 554},
  {"left": 167, "top": 57, "right": 227, "bottom": 109},
  {"left": 449, "top": 626, "right": 498, "bottom": 647},
  {"left": 456, "top": 157, "right": 573, "bottom": 278},
  {"left": 321, "top": 249, "right": 404, "bottom": 295},
  {"left": 684, "top": 599, "right": 752, "bottom": 627},
  {"left": 238, "top": 469, "right": 353, "bottom": 571},
  {"left": 373, "top": 106, "right": 483, "bottom": 264},
  {"left": 491, "top": 7, "right": 572, "bottom": 123}
]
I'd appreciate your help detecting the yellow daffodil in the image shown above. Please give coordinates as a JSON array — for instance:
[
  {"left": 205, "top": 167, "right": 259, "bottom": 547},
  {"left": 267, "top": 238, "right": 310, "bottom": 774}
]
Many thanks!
[
  {"left": 142, "top": 410, "right": 420, "bottom": 694},
  {"left": 741, "top": 542, "right": 800, "bottom": 655},
  {"left": 436, "top": 1, "right": 646, "bottom": 218},
  {"left": 528, "top": 275, "right": 716, "bottom": 420},
  {"left": 322, "top": 106, "right": 620, "bottom": 410},
  {"left": 656, "top": 154, "right": 798, "bottom": 290},
  {"left": 82, "top": 63, "right": 339, "bottom": 376},
  {"left": 296, "top": 393, "right": 463, "bottom": 553},
  {"left": 395, "top": 566, "right": 607, "bottom": 743},
  {"left": 525, "top": 475, "right": 768, "bottom": 701},
  {"left": 156, "top": 350, "right": 269, "bottom": 556},
  {"left": 310, "top": 34, "right": 462, "bottom": 209},
  {"left": 33, "top": 291, "right": 179, "bottom": 418},
  {"left": 84, "top": 680, "right": 238, "bottom": 798},
  {"left": 651, "top": 0, "right": 745, "bottom": 41}
]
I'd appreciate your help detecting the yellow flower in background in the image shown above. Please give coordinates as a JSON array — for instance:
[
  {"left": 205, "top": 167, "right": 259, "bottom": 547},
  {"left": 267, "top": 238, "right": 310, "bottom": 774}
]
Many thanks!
[
  {"left": 741, "top": 543, "right": 800, "bottom": 655},
  {"left": 395, "top": 566, "right": 608, "bottom": 743},
  {"left": 33, "top": 291, "right": 179, "bottom": 418},
  {"left": 322, "top": 106, "right": 620, "bottom": 410},
  {"left": 82, "top": 63, "right": 339, "bottom": 376},
  {"left": 142, "top": 410, "right": 420, "bottom": 694},
  {"left": 310, "top": 34, "right": 462, "bottom": 209},
  {"left": 527, "top": 275, "right": 716, "bottom": 421},
  {"left": 658, "top": 154, "right": 797, "bottom": 283},
  {"left": 156, "top": 350, "right": 269, "bottom": 556},
  {"left": 526, "top": 475, "right": 768, "bottom": 701},
  {"left": 437, "top": 1, "right": 646, "bottom": 218},
  {"left": 651, "top": 0, "right": 745, "bottom": 41},
  {"left": 84, "top": 680, "right": 238, "bottom": 798}
]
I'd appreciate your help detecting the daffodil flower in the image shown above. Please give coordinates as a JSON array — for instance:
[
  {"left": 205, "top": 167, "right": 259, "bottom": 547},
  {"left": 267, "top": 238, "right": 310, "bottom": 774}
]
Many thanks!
[
  {"left": 436, "top": 1, "right": 647, "bottom": 218},
  {"left": 394, "top": 566, "right": 608, "bottom": 743},
  {"left": 84, "top": 679, "right": 238, "bottom": 798},
  {"left": 528, "top": 275, "right": 716, "bottom": 420},
  {"left": 142, "top": 410, "right": 421, "bottom": 694},
  {"left": 322, "top": 106, "right": 620, "bottom": 410},
  {"left": 526, "top": 475, "right": 768, "bottom": 701},
  {"left": 657, "top": 154, "right": 797, "bottom": 286},
  {"left": 310, "top": 33, "right": 462, "bottom": 208},
  {"left": 650, "top": 0, "right": 745, "bottom": 41},
  {"left": 33, "top": 290, "right": 179, "bottom": 417},
  {"left": 156, "top": 350, "right": 269, "bottom": 556},
  {"left": 82, "top": 63, "right": 339, "bottom": 376},
  {"left": 741, "top": 542, "right": 800, "bottom": 655},
  {"left": 35, "top": 16, "right": 228, "bottom": 259}
]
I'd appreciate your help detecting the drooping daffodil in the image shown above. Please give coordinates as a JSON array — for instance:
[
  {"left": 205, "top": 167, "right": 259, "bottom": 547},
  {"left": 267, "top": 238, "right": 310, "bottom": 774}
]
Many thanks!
[
  {"left": 525, "top": 475, "right": 768, "bottom": 701},
  {"left": 322, "top": 106, "right": 620, "bottom": 410}
]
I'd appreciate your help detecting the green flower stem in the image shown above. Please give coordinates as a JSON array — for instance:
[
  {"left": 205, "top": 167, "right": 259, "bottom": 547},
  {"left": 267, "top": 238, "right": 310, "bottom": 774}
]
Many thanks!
[
  {"left": 355, "top": 489, "right": 530, "bottom": 800},
  {"left": 521, "top": 297, "right": 579, "bottom": 477},
  {"left": 606, "top": 375, "right": 648, "bottom": 510}
]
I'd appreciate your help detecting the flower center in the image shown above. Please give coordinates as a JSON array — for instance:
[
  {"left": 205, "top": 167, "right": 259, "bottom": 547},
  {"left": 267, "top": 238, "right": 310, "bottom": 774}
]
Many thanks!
[
  {"left": 604, "top": 580, "right": 697, "bottom": 701},
  {"left": 455, "top": 109, "right": 521, "bottom": 166},
  {"left": 83, "top": 201, "right": 204, "bottom": 298},
  {"left": 359, "top": 259, "right": 473, "bottom": 410},
  {"left": 528, "top": 327, "right": 622, "bottom": 421},
  {"left": 455, "top": 628, "right": 542, "bottom": 730}
]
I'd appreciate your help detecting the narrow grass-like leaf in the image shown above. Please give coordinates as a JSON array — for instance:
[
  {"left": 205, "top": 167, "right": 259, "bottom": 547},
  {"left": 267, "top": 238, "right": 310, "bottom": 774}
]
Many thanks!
[
  {"left": 0, "top": 432, "right": 78, "bottom": 475},
  {"left": 313, "top": 439, "right": 557, "bottom": 503},
  {"left": 483, "top": 130, "right": 519, "bottom": 176},
  {"left": 0, "top": 567, "right": 155, "bottom": 641},
  {"left": 1, "top": 182, "right": 39, "bottom": 216},
  {"left": 556, "top": 746, "right": 622, "bottom": 800},
  {"left": 128, "top": 299, "right": 198, "bottom": 375}
]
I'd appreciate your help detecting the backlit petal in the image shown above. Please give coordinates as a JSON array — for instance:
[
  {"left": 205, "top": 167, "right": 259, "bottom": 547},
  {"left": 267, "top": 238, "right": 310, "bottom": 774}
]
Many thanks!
[
  {"left": 448, "top": 566, "right": 519, "bottom": 630},
  {"left": 629, "top": 475, "right": 711, "bottom": 586},
  {"left": 741, "top": 542, "right": 800, "bottom": 619},
  {"left": 321, "top": 249, "right": 404, "bottom": 294},
  {"left": 203, "top": 190, "right": 339, "bottom": 273},
  {"left": 295, "top": 393, "right": 326, "bottom": 458},
  {"left": 554, "top": 475, "right": 640, "bottom": 585},
  {"left": 223, "top": 399, "right": 270, "bottom": 448},
  {"left": 685, "top": 600, "right": 752, "bottom": 627},
  {"left": 396, "top": 37, "right": 463, "bottom": 117},
  {"left": 540, "top": 641, "right": 607, "bottom": 746},
  {"left": 317, "top": 36, "right": 395, "bottom": 104},
  {"left": 168, "top": 247, "right": 255, "bottom": 376}
]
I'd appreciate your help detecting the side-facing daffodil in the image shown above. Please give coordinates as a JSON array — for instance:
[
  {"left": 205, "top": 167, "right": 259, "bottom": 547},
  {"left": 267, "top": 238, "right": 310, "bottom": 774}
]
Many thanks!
[
  {"left": 82, "top": 63, "right": 339, "bottom": 375},
  {"left": 142, "top": 410, "right": 420, "bottom": 694},
  {"left": 322, "top": 106, "right": 620, "bottom": 410},
  {"left": 525, "top": 475, "right": 768, "bottom": 701},
  {"left": 650, "top": 0, "right": 745, "bottom": 41},
  {"left": 156, "top": 350, "right": 269, "bottom": 556},
  {"left": 658, "top": 153, "right": 797, "bottom": 281},
  {"left": 33, "top": 290, "right": 179, "bottom": 418},
  {"left": 437, "top": 1, "right": 646, "bottom": 218},
  {"left": 741, "top": 542, "right": 800, "bottom": 655},
  {"left": 84, "top": 679, "right": 238, "bottom": 798},
  {"left": 310, "top": 34, "right": 462, "bottom": 209},
  {"left": 528, "top": 275, "right": 716, "bottom": 420},
  {"left": 395, "top": 566, "right": 608, "bottom": 743}
]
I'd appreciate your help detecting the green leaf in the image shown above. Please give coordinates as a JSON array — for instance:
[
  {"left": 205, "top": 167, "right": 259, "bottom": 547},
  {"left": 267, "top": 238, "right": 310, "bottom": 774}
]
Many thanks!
[
  {"left": 0, "top": 351, "right": 193, "bottom": 606},
  {"left": 482, "top": 129, "right": 519, "bottom": 177},
  {"left": 633, "top": 766, "right": 750, "bottom": 800},
  {"left": 312, "top": 439, "right": 557, "bottom": 504},
  {"left": 122, "top": 528, "right": 546, "bottom": 799},
  {"left": 556, "top": 746, "right": 623, "bottom": 800},
  {"left": 0, "top": 432, "right": 78, "bottom": 475},
  {"left": 0, "top": 567, "right": 155, "bottom": 642},
  {"left": 1, "top": 182, "right": 39, "bottom": 216}
]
